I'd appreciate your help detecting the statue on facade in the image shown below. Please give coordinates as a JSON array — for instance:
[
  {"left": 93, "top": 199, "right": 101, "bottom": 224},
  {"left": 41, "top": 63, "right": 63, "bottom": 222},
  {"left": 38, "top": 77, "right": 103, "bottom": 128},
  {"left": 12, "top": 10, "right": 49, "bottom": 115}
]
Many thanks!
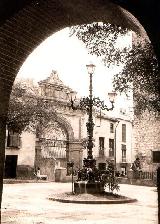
[
  {"left": 131, "top": 158, "right": 141, "bottom": 171},
  {"left": 131, "top": 157, "right": 142, "bottom": 179}
]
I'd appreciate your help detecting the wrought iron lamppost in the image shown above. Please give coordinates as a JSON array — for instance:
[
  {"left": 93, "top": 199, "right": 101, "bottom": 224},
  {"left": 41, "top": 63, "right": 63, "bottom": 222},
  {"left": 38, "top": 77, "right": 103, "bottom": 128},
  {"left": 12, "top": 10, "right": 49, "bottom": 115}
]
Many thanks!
[
  {"left": 85, "top": 63, "right": 96, "bottom": 168},
  {"left": 70, "top": 63, "right": 117, "bottom": 169}
]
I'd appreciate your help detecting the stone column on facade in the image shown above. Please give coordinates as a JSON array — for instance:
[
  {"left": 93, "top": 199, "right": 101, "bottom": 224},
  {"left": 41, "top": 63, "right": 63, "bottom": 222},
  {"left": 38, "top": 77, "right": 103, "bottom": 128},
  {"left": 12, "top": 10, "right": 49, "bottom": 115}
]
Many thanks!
[
  {"left": 68, "top": 141, "right": 84, "bottom": 170},
  {"left": 34, "top": 138, "right": 42, "bottom": 170},
  {"left": 66, "top": 140, "right": 69, "bottom": 164},
  {"left": 34, "top": 138, "right": 56, "bottom": 181}
]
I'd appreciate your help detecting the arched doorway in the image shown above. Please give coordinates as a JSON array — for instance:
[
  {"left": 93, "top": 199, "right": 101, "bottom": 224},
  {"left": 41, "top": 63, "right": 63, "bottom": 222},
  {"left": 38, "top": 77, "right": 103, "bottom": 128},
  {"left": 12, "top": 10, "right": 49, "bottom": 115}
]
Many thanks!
[{"left": 35, "top": 112, "right": 75, "bottom": 180}]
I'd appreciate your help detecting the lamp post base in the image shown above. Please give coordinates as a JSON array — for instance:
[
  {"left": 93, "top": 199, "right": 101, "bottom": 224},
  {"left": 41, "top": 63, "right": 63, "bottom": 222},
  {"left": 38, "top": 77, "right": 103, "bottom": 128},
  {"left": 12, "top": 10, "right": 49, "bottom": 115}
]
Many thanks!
[
  {"left": 74, "top": 181, "right": 104, "bottom": 194},
  {"left": 83, "top": 157, "right": 96, "bottom": 168}
]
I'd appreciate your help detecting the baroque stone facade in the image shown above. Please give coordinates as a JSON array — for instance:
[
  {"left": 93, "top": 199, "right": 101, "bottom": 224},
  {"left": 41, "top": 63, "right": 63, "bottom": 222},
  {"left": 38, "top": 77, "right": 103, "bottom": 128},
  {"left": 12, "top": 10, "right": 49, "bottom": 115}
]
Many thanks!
[{"left": 5, "top": 70, "right": 133, "bottom": 180}]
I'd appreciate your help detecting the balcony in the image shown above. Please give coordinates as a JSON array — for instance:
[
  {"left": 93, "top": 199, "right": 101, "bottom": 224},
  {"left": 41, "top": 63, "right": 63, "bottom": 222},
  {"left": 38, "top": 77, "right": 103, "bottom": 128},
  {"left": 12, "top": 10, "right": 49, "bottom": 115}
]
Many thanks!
[{"left": 6, "top": 135, "right": 21, "bottom": 149}]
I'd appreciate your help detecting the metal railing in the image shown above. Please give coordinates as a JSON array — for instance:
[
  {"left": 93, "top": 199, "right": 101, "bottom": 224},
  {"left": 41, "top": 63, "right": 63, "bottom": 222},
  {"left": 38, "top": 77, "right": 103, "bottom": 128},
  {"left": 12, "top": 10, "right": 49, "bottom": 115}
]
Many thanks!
[{"left": 139, "top": 171, "right": 157, "bottom": 180}]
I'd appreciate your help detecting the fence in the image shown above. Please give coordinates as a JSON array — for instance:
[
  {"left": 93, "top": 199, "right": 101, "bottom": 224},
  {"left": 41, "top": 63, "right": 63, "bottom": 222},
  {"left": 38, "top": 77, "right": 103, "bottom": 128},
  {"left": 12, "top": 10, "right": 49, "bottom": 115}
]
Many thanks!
[
  {"left": 125, "top": 170, "right": 157, "bottom": 186},
  {"left": 139, "top": 171, "right": 157, "bottom": 181}
]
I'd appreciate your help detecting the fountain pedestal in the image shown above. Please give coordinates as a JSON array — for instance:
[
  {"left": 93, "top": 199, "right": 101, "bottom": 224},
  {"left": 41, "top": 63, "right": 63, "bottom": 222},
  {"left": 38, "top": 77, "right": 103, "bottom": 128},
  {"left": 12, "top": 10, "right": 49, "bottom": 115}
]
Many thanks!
[{"left": 74, "top": 181, "right": 104, "bottom": 194}]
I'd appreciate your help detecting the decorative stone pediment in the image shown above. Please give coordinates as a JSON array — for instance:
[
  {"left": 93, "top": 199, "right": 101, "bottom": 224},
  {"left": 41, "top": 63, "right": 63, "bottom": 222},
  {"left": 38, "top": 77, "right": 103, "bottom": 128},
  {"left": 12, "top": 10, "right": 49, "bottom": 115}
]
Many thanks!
[
  {"left": 47, "top": 70, "right": 63, "bottom": 86},
  {"left": 38, "top": 70, "right": 77, "bottom": 101}
]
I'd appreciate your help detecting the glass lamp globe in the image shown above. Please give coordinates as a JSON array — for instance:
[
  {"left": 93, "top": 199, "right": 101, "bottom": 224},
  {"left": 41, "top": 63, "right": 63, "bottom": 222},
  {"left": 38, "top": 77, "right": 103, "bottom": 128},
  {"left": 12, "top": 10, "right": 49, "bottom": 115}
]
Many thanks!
[
  {"left": 86, "top": 63, "right": 96, "bottom": 74},
  {"left": 108, "top": 92, "right": 117, "bottom": 103}
]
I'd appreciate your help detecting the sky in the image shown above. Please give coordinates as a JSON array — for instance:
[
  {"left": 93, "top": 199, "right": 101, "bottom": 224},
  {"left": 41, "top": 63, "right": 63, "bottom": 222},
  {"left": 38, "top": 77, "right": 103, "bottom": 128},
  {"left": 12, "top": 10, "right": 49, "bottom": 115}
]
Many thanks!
[{"left": 17, "top": 27, "right": 133, "bottom": 115}]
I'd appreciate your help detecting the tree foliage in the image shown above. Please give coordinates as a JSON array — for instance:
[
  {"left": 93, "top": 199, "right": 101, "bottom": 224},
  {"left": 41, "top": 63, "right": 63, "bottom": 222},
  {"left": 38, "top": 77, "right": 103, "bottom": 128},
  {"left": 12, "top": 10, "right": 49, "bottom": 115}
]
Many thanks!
[
  {"left": 7, "top": 79, "right": 57, "bottom": 134},
  {"left": 72, "top": 22, "right": 160, "bottom": 114},
  {"left": 70, "top": 22, "right": 129, "bottom": 66},
  {"left": 113, "top": 42, "right": 160, "bottom": 114},
  {"left": 7, "top": 81, "right": 38, "bottom": 133}
]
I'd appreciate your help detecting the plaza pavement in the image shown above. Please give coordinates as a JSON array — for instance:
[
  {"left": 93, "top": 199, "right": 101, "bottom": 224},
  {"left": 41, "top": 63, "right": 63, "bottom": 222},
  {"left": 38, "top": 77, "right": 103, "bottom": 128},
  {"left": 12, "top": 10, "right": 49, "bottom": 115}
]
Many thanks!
[{"left": 1, "top": 182, "right": 158, "bottom": 224}]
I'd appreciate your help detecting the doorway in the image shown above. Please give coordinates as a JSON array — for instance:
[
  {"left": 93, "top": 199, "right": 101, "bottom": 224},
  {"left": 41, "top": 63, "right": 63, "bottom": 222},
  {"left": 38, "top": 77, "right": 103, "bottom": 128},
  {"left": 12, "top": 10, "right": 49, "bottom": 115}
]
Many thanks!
[{"left": 4, "top": 155, "right": 18, "bottom": 178}]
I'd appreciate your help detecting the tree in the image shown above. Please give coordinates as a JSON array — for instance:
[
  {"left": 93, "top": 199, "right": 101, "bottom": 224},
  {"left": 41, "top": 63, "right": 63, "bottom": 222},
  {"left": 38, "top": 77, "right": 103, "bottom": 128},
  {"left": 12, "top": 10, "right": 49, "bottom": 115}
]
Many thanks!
[
  {"left": 72, "top": 22, "right": 160, "bottom": 114},
  {"left": 7, "top": 79, "right": 57, "bottom": 134},
  {"left": 7, "top": 79, "right": 39, "bottom": 133},
  {"left": 113, "top": 42, "right": 160, "bottom": 115},
  {"left": 70, "top": 22, "right": 129, "bottom": 66}
]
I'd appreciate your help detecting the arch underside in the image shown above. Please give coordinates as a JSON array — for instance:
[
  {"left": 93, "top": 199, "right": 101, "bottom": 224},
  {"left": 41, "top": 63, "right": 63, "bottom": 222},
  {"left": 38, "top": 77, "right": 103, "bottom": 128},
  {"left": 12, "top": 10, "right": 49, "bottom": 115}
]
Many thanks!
[
  {"left": 40, "top": 111, "right": 75, "bottom": 141},
  {"left": 51, "top": 112, "right": 74, "bottom": 141}
]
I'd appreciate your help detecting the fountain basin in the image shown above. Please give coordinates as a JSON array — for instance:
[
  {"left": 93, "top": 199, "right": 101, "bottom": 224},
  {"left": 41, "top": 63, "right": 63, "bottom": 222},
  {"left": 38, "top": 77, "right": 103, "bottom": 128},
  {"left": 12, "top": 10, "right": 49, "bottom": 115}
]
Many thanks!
[
  {"left": 74, "top": 181, "right": 104, "bottom": 194},
  {"left": 49, "top": 192, "right": 137, "bottom": 204}
]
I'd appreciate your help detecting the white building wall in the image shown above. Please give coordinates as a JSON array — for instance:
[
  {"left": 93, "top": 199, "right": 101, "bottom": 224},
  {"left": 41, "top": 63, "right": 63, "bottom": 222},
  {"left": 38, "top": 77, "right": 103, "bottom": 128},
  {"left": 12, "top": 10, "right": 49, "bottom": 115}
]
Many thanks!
[
  {"left": 6, "top": 131, "right": 36, "bottom": 167},
  {"left": 79, "top": 112, "right": 133, "bottom": 169},
  {"left": 116, "top": 119, "right": 133, "bottom": 165},
  {"left": 18, "top": 131, "right": 36, "bottom": 166},
  {"left": 94, "top": 117, "right": 114, "bottom": 158}
]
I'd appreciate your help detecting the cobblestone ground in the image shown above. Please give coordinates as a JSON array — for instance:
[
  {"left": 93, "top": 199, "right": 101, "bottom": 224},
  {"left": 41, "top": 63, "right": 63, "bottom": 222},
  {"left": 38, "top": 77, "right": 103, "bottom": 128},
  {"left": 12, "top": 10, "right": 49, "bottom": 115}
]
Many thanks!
[{"left": 1, "top": 182, "right": 158, "bottom": 224}]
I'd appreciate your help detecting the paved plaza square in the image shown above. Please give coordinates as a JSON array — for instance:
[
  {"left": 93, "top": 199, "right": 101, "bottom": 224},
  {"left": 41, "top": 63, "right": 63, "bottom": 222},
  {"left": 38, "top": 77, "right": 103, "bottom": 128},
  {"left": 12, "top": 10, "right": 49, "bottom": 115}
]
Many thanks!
[{"left": 1, "top": 182, "right": 158, "bottom": 224}]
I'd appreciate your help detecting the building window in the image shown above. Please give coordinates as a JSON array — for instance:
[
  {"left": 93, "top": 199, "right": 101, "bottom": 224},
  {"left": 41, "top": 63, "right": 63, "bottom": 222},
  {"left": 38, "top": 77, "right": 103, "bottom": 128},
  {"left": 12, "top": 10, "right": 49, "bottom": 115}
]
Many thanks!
[
  {"left": 7, "top": 130, "right": 21, "bottom": 148},
  {"left": 99, "top": 137, "right": 105, "bottom": 156},
  {"left": 109, "top": 139, "right": 114, "bottom": 157},
  {"left": 122, "top": 124, "right": 126, "bottom": 142},
  {"left": 121, "top": 144, "right": 126, "bottom": 162},
  {"left": 110, "top": 123, "right": 114, "bottom": 133}
]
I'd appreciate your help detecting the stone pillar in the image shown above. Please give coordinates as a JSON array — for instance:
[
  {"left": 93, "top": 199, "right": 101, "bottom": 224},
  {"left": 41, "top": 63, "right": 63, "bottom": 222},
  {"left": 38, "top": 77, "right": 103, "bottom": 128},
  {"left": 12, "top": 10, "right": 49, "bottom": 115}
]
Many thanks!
[
  {"left": 55, "top": 168, "right": 67, "bottom": 182},
  {"left": 68, "top": 141, "right": 84, "bottom": 170},
  {"left": 0, "top": 116, "right": 7, "bottom": 208},
  {"left": 0, "top": 86, "right": 10, "bottom": 211},
  {"left": 34, "top": 138, "right": 42, "bottom": 169},
  {"left": 34, "top": 138, "right": 56, "bottom": 181}
]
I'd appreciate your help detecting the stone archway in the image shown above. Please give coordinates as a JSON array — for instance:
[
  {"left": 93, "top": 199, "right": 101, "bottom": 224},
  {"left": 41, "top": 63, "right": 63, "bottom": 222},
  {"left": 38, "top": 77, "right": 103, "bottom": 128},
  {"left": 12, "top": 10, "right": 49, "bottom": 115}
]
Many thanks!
[
  {"left": 35, "top": 110, "right": 84, "bottom": 180},
  {"left": 35, "top": 113, "right": 73, "bottom": 180},
  {"left": 0, "top": 0, "right": 159, "bottom": 206}
]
